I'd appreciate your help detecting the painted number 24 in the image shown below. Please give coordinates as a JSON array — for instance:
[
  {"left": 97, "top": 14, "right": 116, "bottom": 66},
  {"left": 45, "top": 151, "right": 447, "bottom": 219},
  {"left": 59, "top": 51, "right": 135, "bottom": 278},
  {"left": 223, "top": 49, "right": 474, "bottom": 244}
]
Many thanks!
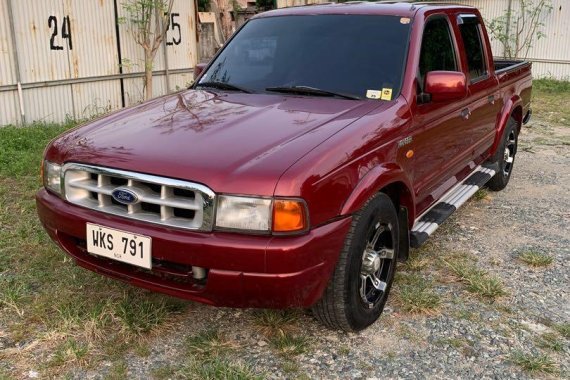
[{"left": 48, "top": 15, "right": 72, "bottom": 50}]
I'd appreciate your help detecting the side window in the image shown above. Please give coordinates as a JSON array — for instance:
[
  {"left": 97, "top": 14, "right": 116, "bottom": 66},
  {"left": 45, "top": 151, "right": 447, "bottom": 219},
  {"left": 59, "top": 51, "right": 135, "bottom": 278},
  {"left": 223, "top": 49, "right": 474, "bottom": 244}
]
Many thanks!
[
  {"left": 419, "top": 17, "right": 458, "bottom": 78},
  {"left": 459, "top": 16, "right": 487, "bottom": 81}
]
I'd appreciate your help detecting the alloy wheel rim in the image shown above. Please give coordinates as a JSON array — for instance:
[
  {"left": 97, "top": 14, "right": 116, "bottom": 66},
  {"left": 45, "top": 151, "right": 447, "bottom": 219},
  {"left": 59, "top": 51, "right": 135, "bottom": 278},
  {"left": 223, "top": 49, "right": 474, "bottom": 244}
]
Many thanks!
[
  {"left": 503, "top": 130, "right": 517, "bottom": 176},
  {"left": 359, "top": 221, "right": 395, "bottom": 309}
]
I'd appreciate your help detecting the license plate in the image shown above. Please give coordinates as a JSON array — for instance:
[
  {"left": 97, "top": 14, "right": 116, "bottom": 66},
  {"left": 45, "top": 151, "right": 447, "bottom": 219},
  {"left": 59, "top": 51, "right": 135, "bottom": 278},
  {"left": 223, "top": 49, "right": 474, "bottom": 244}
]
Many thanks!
[{"left": 86, "top": 223, "right": 152, "bottom": 269}]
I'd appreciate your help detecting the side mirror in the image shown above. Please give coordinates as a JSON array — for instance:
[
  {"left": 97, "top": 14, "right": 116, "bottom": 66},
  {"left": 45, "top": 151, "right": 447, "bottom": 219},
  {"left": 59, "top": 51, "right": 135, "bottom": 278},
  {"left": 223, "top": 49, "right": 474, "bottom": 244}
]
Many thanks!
[
  {"left": 194, "top": 63, "right": 208, "bottom": 81},
  {"left": 424, "top": 71, "right": 467, "bottom": 103}
]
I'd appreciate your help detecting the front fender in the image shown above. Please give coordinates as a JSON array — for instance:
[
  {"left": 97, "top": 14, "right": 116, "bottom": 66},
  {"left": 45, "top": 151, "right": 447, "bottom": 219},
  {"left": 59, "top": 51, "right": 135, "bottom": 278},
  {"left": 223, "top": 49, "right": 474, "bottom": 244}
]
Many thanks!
[{"left": 340, "top": 163, "right": 415, "bottom": 220}]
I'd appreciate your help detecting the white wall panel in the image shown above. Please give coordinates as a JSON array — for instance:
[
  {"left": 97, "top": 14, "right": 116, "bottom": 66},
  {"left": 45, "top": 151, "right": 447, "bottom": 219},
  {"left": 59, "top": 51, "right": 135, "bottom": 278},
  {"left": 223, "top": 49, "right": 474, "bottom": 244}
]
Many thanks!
[
  {"left": 23, "top": 86, "right": 73, "bottom": 123},
  {"left": 65, "top": 0, "right": 120, "bottom": 78},
  {"left": 123, "top": 75, "right": 168, "bottom": 106},
  {"left": 0, "top": 0, "right": 17, "bottom": 86},
  {"left": 0, "top": 91, "right": 20, "bottom": 126},
  {"left": 10, "top": 0, "right": 70, "bottom": 82},
  {"left": 71, "top": 80, "right": 122, "bottom": 120}
]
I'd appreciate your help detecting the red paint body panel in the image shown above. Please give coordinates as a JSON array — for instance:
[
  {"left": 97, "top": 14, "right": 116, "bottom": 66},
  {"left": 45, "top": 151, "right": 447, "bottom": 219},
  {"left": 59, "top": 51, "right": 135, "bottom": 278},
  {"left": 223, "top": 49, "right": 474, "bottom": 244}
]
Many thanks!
[
  {"left": 37, "top": 3, "right": 532, "bottom": 308},
  {"left": 424, "top": 71, "right": 467, "bottom": 103},
  {"left": 37, "top": 189, "right": 351, "bottom": 307}
]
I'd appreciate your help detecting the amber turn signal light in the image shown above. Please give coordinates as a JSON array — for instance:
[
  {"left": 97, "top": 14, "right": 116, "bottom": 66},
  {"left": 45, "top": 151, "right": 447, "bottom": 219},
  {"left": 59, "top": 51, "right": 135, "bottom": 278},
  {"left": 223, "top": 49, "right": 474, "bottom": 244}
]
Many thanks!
[{"left": 272, "top": 199, "right": 308, "bottom": 233}]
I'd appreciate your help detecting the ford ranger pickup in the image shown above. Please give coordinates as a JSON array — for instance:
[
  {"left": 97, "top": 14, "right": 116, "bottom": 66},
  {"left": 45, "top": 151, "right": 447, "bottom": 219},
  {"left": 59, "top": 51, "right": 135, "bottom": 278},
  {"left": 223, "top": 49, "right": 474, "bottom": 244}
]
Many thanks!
[{"left": 37, "top": 2, "right": 532, "bottom": 331}]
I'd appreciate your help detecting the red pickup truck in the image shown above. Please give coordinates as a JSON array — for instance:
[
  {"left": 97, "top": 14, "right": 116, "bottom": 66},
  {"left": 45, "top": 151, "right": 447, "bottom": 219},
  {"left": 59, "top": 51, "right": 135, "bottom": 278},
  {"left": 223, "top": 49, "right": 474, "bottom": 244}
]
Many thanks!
[{"left": 37, "top": 2, "right": 532, "bottom": 331}]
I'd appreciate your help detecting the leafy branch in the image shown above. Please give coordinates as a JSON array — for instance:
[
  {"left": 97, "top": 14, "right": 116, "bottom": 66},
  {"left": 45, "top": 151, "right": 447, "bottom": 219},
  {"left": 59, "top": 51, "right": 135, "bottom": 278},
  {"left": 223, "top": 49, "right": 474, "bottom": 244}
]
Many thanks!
[{"left": 487, "top": 0, "right": 553, "bottom": 59}]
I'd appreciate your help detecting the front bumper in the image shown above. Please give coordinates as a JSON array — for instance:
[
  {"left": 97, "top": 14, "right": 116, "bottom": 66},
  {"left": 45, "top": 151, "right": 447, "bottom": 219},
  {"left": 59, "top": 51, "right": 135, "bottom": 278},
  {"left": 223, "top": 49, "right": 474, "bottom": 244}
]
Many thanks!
[{"left": 36, "top": 188, "right": 351, "bottom": 308}]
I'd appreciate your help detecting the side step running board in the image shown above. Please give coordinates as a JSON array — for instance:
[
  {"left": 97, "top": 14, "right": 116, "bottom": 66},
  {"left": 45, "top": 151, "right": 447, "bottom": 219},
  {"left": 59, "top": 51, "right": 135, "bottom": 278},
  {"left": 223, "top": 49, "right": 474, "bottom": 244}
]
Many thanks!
[{"left": 410, "top": 163, "right": 498, "bottom": 248}]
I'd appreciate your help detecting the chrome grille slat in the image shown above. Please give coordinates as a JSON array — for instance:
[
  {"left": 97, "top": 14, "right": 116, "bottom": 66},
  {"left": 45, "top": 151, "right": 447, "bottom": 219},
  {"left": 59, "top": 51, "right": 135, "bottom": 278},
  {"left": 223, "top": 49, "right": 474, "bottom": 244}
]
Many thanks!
[{"left": 63, "top": 163, "right": 215, "bottom": 231}]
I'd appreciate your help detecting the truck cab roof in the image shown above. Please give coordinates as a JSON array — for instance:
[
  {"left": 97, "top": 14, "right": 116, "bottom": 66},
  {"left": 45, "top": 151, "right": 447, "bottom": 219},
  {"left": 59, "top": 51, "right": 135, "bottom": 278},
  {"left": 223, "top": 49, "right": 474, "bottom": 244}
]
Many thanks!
[{"left": 254, "top": 1, "right": 477, "bottom": 19}]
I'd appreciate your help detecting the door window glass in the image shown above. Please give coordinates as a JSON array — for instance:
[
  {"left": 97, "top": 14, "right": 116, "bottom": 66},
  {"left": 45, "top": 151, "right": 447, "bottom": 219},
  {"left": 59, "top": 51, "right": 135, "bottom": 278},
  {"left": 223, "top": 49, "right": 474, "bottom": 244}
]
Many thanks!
[
  {"left": 459, "top": 17, "right": 487, "bottom": 81},
  {"left": 419, "top": 17, "right": 458, "bottom": 78}
]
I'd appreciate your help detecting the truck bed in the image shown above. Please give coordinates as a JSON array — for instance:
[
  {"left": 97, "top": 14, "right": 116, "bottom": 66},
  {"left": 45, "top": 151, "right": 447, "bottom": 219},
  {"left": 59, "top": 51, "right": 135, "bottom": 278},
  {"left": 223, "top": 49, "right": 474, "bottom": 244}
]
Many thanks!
[{"left": 494, "top": 58, "right": 531, "bottom": 73}]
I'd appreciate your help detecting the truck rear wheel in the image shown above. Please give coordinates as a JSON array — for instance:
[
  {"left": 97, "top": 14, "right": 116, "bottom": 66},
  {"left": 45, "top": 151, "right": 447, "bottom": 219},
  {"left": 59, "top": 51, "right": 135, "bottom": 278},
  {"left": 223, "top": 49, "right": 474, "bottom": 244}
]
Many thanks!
[
  {"left": 488, "top": 117, "right": 519, "bottom": 191},
  {"left": 312, "top": 193, "right": 398, "bottom": 331}
]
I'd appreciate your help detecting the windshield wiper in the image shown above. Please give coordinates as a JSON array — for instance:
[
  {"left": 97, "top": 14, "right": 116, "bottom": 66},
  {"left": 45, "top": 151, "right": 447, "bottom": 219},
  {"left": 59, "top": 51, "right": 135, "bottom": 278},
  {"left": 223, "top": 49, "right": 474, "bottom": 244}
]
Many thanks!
[
  {"left": 265, "top": 85, "right": 361, "bottom": 100},
  {"left": 195, "top": 81, "right": 252, "bottom": 94}
]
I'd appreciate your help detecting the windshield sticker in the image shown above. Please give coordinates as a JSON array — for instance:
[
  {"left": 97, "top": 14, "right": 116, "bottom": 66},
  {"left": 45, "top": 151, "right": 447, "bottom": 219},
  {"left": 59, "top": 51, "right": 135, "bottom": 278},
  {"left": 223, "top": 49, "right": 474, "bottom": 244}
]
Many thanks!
[
  {"left": 381, "top": 88, "right": 393, "bottom": 101},
  {"left": 400, "top": 17, "right": 411, "bottom": 24},
  {"left": 366, "top": 90, "right": 382, "bottom": 100}
]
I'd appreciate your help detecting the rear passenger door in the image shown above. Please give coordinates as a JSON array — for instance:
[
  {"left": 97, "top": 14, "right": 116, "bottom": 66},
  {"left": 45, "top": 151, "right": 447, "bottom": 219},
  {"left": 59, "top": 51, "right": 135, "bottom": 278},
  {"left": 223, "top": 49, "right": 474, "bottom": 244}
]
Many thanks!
[{"left": 456, "top": 14, "right": 500, "bottom": 159}]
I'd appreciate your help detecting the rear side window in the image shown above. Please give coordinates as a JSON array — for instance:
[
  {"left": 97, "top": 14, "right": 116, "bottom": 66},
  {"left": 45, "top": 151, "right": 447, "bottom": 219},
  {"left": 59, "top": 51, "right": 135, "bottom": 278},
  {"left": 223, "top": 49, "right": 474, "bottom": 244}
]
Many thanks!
[
  {"left": 419, "top": 17, "right": 457, "bottom": 77},
  {"left": 459, "top": 16, "right": 487, "bottom": 81}
]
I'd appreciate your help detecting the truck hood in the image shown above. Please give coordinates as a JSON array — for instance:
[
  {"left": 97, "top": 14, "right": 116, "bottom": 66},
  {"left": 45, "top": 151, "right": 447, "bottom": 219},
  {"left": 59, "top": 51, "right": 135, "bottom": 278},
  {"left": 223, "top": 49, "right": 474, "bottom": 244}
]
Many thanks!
[{"left": 49, "top": 90, "right": 382, "bottom": 195}]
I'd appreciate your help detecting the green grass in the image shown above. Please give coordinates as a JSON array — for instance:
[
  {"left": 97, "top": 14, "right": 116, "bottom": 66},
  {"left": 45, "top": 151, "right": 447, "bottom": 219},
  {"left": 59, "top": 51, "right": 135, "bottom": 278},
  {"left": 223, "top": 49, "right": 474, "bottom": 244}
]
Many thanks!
[
  {"left": 446, "top": 259, "right": 506, "bottom": 300},
  {"left": 532, "top": 79, "right": 570, "bottom": 127},
  {"left": 178, "top": 357, "right": 263, "bottom": 380},
  {"left": 518, "top": 251, "right": 554, "bottom": 267},
  {"left": 269, "top": 330, "right": 309, "bottom": 358},
  {"left": 473, "top": 188, "right": 489, "bottom": 201},
  {"left": 50, "top": 338, "right": 89, "bottom": 367},
  {"left": 104, "top": 360, "right": 128, "bottom": 380},
  {"left": 166, "top": 329, "right": 263, "bottom": 379},
  {"left": 0, "top": 121, "right": 77, "bottom": 177},
  {"left": 186, "top": 329, "right": 238, "bottom": 358},
  {"left": 252, "top": 309, "right": 301, "bottom": 337},
  {"left": 400, "top": 250, "right": 430, "bottom": 272},
  {"left": 510, "top": 351, "right": 558, "bottom": 374},
  {"left": 552, "top": 323, "right": 570, "bottom": 338},
  {"left": 0, "top": 122, "right": 188, "bottom": 377},
  {"left": 536, "top": 332, "right": 564, "bottom": 352},
  {"left": 394, "top": 273, "right": 441, "bottom": 314}
]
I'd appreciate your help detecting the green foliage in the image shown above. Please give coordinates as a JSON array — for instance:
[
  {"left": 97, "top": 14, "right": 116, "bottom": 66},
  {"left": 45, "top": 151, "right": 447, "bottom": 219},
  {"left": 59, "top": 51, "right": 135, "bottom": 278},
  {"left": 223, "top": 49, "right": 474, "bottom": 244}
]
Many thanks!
[
  {"left": 446, "top": 259, "right": 506, "bottom": 299},
  {"left": 269, "top": 330, "right": 309, "bottom": 358},
  {"left": 536, "top": 332, "right": 564, "bottom": 352},
  {"left": 487, "top": 0, "right": 553, "bottom": 59},
  {"left": 121, "top": 0, "right": 174, "bottom": 99},
  {"left": 0, "top": 121, "right": 77, "bottom": 177},
  {"left": 510, "top": 351, "right": 558, "bottom": 373},
  {"left": 198, "top": 0, "right": 211, "bottom": 12},
  {"left": 532, "top": 78, "right": 570, "bottom": 127},
  {"left": 180, "top": 357, "right": 263, "bottom": 380},
  {"left": 518, "top": 250, "right": 553, "bottom": 267},
  {"left": 256, "top": 0, "right": 274, "bottom": 11},
  {"left": 394, "top": 273, "right": 441, "bottom": 313},
  {"left": 553, "top": 323, "right": 570, "bottom": 338},
  {"left": 533, "top": 78, "right": 570, "bottom": 93}
]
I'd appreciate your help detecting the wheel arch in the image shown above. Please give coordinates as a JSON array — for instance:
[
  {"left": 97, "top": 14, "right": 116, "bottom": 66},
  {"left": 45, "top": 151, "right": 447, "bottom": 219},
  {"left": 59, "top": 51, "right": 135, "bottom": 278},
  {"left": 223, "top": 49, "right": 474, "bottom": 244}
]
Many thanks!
[
  {"left": 340, "top": 164, "right": 416, "bottom": 228},
  {"left": 491, "top": 96, "right": 523, "bottom": 158}
]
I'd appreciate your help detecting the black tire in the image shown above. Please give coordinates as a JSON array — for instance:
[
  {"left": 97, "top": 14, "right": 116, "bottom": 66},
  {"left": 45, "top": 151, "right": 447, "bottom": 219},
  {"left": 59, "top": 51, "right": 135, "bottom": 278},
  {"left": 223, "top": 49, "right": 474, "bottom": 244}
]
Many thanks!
[
  {"left": 487, "top": 117, "right": 519, "bottom": 191},
  {"left": 312, "top": 193, "right": 399, "bottom": 331}
]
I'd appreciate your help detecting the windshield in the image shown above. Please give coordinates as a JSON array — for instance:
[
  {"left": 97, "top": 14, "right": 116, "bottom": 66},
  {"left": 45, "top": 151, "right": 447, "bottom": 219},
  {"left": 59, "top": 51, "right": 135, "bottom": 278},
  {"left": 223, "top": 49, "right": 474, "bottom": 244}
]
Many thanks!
[{"left": 197, "top": 15, "right": 411, "bottom": 100}]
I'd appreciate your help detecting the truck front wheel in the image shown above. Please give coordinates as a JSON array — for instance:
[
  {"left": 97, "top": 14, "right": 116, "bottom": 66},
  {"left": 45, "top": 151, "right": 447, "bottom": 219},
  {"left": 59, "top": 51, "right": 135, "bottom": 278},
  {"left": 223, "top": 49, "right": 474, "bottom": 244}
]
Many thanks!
[
  {"left": 488, "top": 117, "right": 519, "bottom": 191},
  {"left": 312, "top": 193, "right": 398, "bottom": 331}
]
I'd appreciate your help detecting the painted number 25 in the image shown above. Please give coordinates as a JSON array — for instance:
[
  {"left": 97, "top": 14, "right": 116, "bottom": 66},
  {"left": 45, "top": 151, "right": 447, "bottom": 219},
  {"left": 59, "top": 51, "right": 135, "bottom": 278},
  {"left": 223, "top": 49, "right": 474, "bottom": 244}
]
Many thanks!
[
  {"left": 165, "top": 13, "right": 181, "bottom": 46},
  {"left": 48, "top": 15, "right": 73, "bottom": 50}
]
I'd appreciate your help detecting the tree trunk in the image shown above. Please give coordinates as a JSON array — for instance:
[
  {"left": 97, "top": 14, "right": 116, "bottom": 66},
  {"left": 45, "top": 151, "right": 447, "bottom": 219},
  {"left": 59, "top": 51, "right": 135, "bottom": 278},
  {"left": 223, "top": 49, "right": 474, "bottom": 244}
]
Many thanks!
[
  {"left": 144, "top": 50, "right": 153, "bottom": 100},
  {"left": 211, "top": 0, "right": 233, "bottom": 40}
]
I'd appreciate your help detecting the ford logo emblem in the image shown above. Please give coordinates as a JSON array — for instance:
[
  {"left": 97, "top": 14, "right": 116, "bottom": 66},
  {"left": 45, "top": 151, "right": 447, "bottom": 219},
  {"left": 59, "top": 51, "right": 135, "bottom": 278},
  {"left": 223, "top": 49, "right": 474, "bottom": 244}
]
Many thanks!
[{"left": 111, "top": 188, "right": 140, "bottom": 205}]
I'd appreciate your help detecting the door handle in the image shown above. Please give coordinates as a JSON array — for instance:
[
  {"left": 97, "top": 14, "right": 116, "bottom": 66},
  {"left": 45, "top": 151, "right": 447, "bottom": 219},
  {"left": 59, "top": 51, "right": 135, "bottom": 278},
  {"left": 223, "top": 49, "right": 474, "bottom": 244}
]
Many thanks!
[{"left": 461, "top": 108, "right": 471, "bottom": 120}]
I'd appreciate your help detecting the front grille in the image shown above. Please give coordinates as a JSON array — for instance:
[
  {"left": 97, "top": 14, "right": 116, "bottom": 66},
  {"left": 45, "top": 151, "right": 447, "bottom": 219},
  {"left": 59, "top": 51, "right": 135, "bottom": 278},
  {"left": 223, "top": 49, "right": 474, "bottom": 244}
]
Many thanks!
[{"left": 63, "top": 163, "right": 215, "bottom": 231}]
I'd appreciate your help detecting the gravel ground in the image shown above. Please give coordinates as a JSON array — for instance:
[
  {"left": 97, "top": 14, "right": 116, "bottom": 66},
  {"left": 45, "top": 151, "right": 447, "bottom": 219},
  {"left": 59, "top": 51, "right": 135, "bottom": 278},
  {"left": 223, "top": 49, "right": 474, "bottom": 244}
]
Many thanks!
[{"left": 64, "top": 121, "right": 570, "bottom": 379}]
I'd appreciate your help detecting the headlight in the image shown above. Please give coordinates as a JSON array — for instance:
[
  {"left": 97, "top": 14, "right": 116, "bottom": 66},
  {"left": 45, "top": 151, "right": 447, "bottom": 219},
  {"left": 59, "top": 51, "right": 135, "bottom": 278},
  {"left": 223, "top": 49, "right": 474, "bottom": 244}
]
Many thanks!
[
  {"left": 43, "top": 161, "right": 62, "bottom": 195},
  {"left": 215, "top": 195, "right": 272, "bottom": 232},
  {"left": 215, "top": 195, "right": 309, "bottom": 234}
]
